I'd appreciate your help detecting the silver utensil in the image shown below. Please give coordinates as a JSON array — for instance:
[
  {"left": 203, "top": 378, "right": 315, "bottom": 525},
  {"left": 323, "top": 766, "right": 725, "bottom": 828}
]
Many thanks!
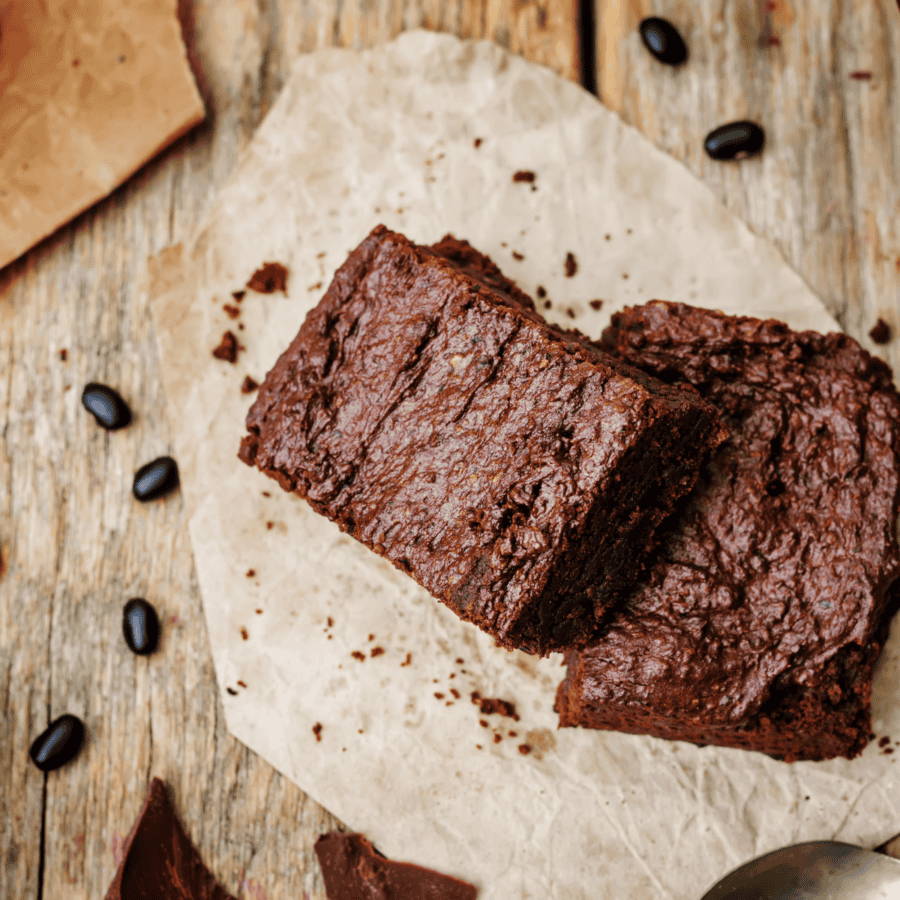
[{"left": 700, "top": 840, "right": 900, "bottom": 900}]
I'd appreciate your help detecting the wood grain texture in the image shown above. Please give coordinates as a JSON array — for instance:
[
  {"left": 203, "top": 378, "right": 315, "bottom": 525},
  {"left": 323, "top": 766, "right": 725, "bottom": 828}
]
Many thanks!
[
  {"left": 595, "top": 0, "right": 900, "bottom": 375},
  {"left": 0, "top": 2, "right": 579, "bottom": 899}
]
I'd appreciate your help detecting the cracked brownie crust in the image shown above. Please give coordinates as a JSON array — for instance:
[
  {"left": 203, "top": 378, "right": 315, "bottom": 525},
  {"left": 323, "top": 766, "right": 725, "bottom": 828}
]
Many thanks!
[{"left": 556, "top": 301, "right": 900, "bottom": 760}]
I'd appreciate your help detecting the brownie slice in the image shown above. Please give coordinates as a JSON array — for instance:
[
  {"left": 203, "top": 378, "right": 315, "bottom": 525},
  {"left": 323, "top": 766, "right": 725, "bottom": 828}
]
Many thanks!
[
  {"left": 556, "top": 301, "right": 900, "bottom": 760},
  {"left": 239, "top": 228, "right": 724, "bottom": 655}
]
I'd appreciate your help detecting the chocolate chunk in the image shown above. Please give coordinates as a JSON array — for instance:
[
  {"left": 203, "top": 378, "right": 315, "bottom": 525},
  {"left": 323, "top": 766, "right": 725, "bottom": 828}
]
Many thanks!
[
  {"left": 133, "top": 456, "right": 179, "bottom": 502},
  {"left": 870, "top": 318, "right": 891, "bottom": 345},
  {"left": 639, "top": 17, "right": 688, "bottom": 66},
  {"left": 212, "top": 331, "right": 239, "bottom": 363},
  {"left": 314, "top": 832, "right": 477, "bottom": 900},
  {"left": 704, "top": 121, "right": 765, "bottom": 161},
  {"left": 123, "top": 598, "right": 160, "bottom": 655},
  {"left": 104, "top": 778, "right": 238, "bottom": 900},
  {"left": 29, "top": 714, "right": 84, "bottom": 771},
  {"left": 246, "top": 262, "right": 289, "bottom": 294},
  {"left": 82, "top": 383, "right": 132, "bottom": 430}
]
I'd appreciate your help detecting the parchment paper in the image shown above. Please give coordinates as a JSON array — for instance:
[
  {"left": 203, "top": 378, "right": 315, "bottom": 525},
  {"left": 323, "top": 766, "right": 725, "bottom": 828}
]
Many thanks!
[
  {"left": 148, "top": 31, "right": 900, "bottom": 900},
  {"left": 0, "top": 0, "right": 205, "bottom": 270}
]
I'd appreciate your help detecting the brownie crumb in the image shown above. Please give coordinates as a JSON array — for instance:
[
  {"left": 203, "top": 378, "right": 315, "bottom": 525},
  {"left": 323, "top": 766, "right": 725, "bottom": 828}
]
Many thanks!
[
  {"left": 232, "top": 290, "right": 246, "bottom": 302},
  {"left": 368, "top": 633, "right": 375, "bottom": 641},
  {"left": 212, "top": 331, "right": 239, "bottom": 363},
  {"left": 308, "top": 282, "right": 323, "bottom": 292},
  {"left": 223, "top": 304, "right": 241, "bottom": 319},
  {"left": 455, "top": 657, "right": 464, "bottom": 665},
  {"left": 262, "top": 491, "right": 271, "bottom": 497},
  {"left": 886, "top": 748, "right": 895, "bottom": 754},
  {"left": 537, "top": 6, "right": 547, "bottom": 26},
  {"left": 351, "top": 651, "right": 366, "bottom": 662},
  {"left": 513, "top": 170, "right": 536, "bottom": 183},
  {"left": 450, "top": 688, "right": 460, "bottom": 699},
  {"left": 241, "top": 375, "right": 260, "bottom": 394},
  {"left": 471, "top": 692, "right": 520, "bottom": 720},
  {"left": 512, "top": 251, "right": 524, "bottom": 261},
  {"left": 564, "top": 252, "right": 578, "bottom": 277},
  {"left": 479, "top": 720, "right": 489, "bottom": 728},
  {"left": 476, "top": 745, "right": 483, "bottom": 750},
  {"left": 544, "top": 300, "right": 552, "bottom": 309},
  {"left": 435, "top": 692, "right": 445, "bottom": 700},
  {"left": 238, "top": 323, "right": 245, "bottom": 331},
  {"left": 566, "top": 307, "right": 576, "bottom": 319},
  {"left": 240, "top": 628, "right": 249, "bottom": 640},
  {"left": 327, "top": 617, "right": 334, "bottom": 627},
  {"left": 256, "top": 609, "right": 263, "bottom": 614},
  {"left": 880, "top": 736, "right": 891, "bottom": 747},
  {"left": 518, "top": 744, "right": 532, "bottom": 755},
  {"left": 763, "top": 33, "right": 781, "bottom": 46},
  {"left": 247, "top": 262, "right": 289, "bottom": 294},
  {"left": 400, "top": 652, "right": 412, "bottom": 667},
  {"left": 474, "top": 138, "right": 483, "bottom": 148},
  {"left": 589, "top": 299, "right": 604, "bottom": 311},
  {"left": 370, "top": 647, "right": 385, "bottom": 658},
  {"left": 850, "top": 70, "right": 873, "bottom": 80},
  {"left": 246, "top": 569, "right": 255, "bottom": 578},
  {"left": 493, "top": 733, "right": 502, "bottom": 743},
  {"left": 536, "top": 286, "right": 547, "bottom": 299},
  {"left": 266, "top": 521, "right": 274, "bottom": 529},
  {"left": 312, "top": 723, "right": 323, "bottom": 741},
  {"left": 508, "top": 730, "right": 517, "bottom": 738},
  {"left": 59, "top": 349, "right": 67, "bottom": 361},
  {"left": 0, "top": 549, "right": 5, "bottom": 577},
  {"left": 237, "top": 680, "right": 247, "bottom": 688},
  {"left": 226, "top": 687, "right": 238, "bottom": 696},
  {"left": 870, "top": 318, "right": 891, "bottom": 344}
]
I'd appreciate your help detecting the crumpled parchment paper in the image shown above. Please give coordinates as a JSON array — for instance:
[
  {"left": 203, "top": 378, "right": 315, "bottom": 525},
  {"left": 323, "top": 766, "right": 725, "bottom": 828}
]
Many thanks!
[
  {"left": 0, "top": 0, "right": 205, "bottom": 270},
  {"left": 148, "top": 30, "right": 900, "bottom": 900}
]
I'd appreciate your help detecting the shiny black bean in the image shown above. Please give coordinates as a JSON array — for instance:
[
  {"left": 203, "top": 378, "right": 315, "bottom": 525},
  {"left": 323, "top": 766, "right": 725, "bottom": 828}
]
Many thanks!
[
  {"left": 704, "top": 121, "right": 765, "bottom": 160},
  {"left": 639, "top": 17, "right": 688, "bottom": 66},
  {"left": 29, "top": 714, "right": 84, "bottom": 771},
  {"left": 133, "top": 456, "right": 179, "bottom": 502},
  {"left": 123, "top": 598, "right": 160, "bottom": 655},
  {"left": 81, "top": 383, "right": 131, "bottom": 430}
]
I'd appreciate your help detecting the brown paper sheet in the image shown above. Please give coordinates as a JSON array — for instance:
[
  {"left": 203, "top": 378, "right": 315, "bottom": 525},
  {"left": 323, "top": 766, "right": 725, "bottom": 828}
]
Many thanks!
[
  {"left": 148, "top": 32, "right": 900, "bottom": 900},
  {"left": 0, "top": 0, "right": 205, "bottom": 270}
]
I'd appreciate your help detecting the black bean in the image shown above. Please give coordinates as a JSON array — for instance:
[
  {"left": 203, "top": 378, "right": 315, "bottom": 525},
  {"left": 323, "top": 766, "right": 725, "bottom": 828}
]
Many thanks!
[
  {"left": 81, "top": 383, "right": 131, "bottom": 430},
  {"left": 123, "top": 598, "right": 160, "bottom": 655},
  {"left": 133, "top": 456, "right": 179, "bottom": 502},
  {"left": 639, "top": 17, "right": 688, "bottom": 66},
  {"left": 29, "top": 714, "right": 84, "bottom": 771},
  {"left": 704, "top": 121, "right": 765, "bottom": 160}
]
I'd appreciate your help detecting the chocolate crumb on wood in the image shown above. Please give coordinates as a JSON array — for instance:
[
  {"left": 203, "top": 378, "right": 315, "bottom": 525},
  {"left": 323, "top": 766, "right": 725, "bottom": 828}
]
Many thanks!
[
  {"left": 870, "top": 318, "right": 892, "bottom": 344},
  {"left": 850, "top": 70, "right": 873, "bottom": 80},
  {"left": 212, "top": 331, "right": 239, "bottom": 363},
  {"left": 513, "top": 170, "right": 536, "bottom": 183},
  {"left": 564, "top": 252, "right": 578, "bottom": 277},
  {"left": 246, "top": 261, "right": 289, "bottom": 294},
  {"left": 241, "top": 375, "right": 259, "bottom": 394},
  {"left": 59, "top": 349, "right": 67, "bottom": 361}
]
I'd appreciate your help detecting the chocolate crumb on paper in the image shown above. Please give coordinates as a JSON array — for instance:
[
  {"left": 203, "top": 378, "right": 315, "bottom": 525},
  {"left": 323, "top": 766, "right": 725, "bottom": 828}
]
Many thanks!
[
  {"left": 246, "top": 261, "right": 289, "bottom": 294},
  {"left": 370, "top": 646, "right": 385, "bottom": 657},
  {"left": 512, "top": 251, "right": 524, "bottom": 261},
  {"left": 240, "top": 628, "right": 249, "bottom": 640},
  {"left": 870, "top": 318, "right": 891, "bottom": 344},
  {"left": 212, "top": 331, "right": 239, "bottom": 363},
  {"left": 351, "top": 651, "right": 366, "bottom": 662},
  {"left": 223, "top": 303, "right": 240, "bottom": 319},
  {"left": 226, "top": 687, "right": 238, "bottom": 696},
  {"left": 536, "top": 286, "right": 546, "bottom": 299},
  {"left": 564, "top": 252, "right": 577, "bottom": 277},
  {"left": 589, "top": 299, "right": 604, "bottom": 311},
  {"left": 245, "top": 569, "right": 255, "bottom": 578},
  {"left": 59, "top": 349, "right": 67, "bottom": 361},
  {"left": 474, "top": 138, "right": 483, "bottom": 148},
  {"left": 400, "top": 652, "right": 412, "bottom": 666},
  {"left": 313, "top": 723, "right": 323, "bottom": 742},
  {"left": 512, "top": 170, "right": 536, "bottom": 183},
  {"left": 240, "top": 375, "right": 259, "bottom": 394},
  {"left": 232, "top": 290, "right": 246, "bottom": 302},
  {"left": 518, "top": 744, "right": 532, "bottom": 755}
]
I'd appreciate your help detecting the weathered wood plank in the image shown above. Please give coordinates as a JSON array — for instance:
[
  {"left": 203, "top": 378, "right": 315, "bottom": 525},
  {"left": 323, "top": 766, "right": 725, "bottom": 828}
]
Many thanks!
[
  {"left": 594, "top": 0, "right": 900, "bottom": 377},
  {"left": 0, "top": 2, "right": 580, "bottom": 898}
]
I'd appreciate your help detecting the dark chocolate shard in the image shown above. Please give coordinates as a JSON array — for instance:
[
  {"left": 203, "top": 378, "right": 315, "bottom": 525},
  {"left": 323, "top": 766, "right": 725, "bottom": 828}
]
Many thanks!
[
  {"left": 315, "top": 832, "right": 477, "bottom": 900},
  {"left": 105, "top": 778, "right": 238, "bottom": 900}
]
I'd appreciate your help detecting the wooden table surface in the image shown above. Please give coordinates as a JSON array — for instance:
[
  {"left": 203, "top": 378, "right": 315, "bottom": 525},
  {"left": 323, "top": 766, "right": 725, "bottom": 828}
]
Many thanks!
[{"left": 2, "top": 0, "right": 899, "bottom": 897}]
